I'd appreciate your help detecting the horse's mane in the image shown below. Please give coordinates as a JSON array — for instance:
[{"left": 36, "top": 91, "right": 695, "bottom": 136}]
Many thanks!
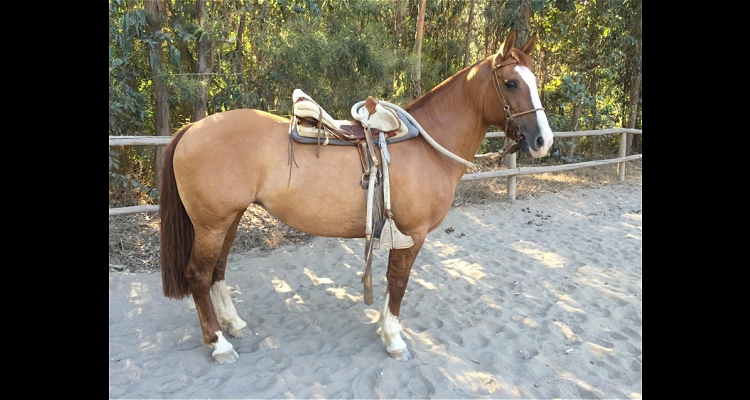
[
  {"left": 404, "top": 47, "right": 533, "bottom": 114},
  {"left": 404, "top": 60, "right": 481, "bottom": 114}
]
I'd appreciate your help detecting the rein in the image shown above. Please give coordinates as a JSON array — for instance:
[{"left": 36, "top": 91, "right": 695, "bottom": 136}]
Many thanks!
[{"left": 490, "top": 55, "right": 544, "bottom": 154}]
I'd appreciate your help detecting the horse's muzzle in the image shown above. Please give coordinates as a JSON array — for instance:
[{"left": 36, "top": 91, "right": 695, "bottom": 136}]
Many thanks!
[
  {"left": 519, "top": 134, "right": 546, "bottom": 154},
  {"left": 518, "top": 129, "right": 552, "bottom": 158},
  {"left": 519, "top": 138, "right": 531, "bottom": 155}
]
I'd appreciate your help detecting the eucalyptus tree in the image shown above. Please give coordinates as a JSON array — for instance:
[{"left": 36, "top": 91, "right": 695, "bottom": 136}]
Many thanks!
[
  {"left": 108, "top": 0, "right": 643, "bottom": 207},
  {"left": 534, "top": 0, "right": 641, "bottom": 158},
  {"left": 109, "top": 0, "right": 165, "bottom": 200}
]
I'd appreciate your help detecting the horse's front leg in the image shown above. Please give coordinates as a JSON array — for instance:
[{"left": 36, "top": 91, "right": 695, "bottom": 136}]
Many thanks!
[{"left": 380, "top": 234, "right": 425, "bottom": 362}]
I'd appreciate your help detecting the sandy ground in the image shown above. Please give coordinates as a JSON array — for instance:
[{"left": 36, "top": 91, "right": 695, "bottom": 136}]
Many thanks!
[{"left": 109, "top": 180, "right": 642, "bottom": 399}]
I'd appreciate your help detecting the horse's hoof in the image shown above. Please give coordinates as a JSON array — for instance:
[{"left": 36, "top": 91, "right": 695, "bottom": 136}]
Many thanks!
[
  {"left": 229, "top": 326, "right": 251, "bottom": 339},
  {"left": 388, "top": 347, "right": 412, "bottom": 362},
  {"left": 212, "top": 349, "right": 239, "bottom": 365}
]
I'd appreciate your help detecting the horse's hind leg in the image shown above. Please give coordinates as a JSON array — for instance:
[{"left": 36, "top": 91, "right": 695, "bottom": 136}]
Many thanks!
[
  {"left": 186, "top": 215, "right": 243, "bottom": 364},
  {"left": 380, "top": 234, "right": 426, "bottom": 362},
  {"left": 210, "top": 210, "right": 251, "bottom": 339}
]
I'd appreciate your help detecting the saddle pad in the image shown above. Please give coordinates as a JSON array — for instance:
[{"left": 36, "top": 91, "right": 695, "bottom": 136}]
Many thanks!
[
  {"left": 291, "top": 109, "right": 420, "bottom": 146},
  {"left": 293, "top": 89, "right": 341, "bottom": 131}
]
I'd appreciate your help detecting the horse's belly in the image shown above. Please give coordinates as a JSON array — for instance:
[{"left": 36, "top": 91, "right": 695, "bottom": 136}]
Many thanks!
[
  {"left": 256, "top": 145, "right": 371, "bottom": 238},
  {"left": 259, "top": 182, "right": 368, "bottom": 238}
]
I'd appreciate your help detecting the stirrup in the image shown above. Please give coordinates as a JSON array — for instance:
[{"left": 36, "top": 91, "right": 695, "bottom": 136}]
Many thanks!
[{"left": 373, "top": 218, "right": 414, "bottom": 250}]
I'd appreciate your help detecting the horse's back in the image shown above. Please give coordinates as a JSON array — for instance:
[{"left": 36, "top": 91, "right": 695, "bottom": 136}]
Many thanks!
[{"left": 177, "top": 109, "right": 289, "bottom": 150}]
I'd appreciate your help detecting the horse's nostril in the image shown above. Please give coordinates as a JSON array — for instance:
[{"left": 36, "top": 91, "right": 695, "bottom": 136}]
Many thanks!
[{"left": 536, "top": 136, "right": 545, "bottom": 149}]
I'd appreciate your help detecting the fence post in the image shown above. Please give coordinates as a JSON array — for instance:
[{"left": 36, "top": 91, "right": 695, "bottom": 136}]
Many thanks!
[
  {"left": 506, "top": 152, "right": 517, "bottom": 200},
  {"left": 617, "top": 131, "right": 627, "bottom": 181}
]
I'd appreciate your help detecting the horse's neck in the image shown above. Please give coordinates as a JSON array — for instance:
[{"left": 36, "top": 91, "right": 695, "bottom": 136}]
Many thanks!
[{"left": 405, "top": 62, "right": 491, "bottom": 170}]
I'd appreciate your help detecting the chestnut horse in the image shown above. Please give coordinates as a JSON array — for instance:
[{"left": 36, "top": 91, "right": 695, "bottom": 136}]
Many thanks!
[{"left": 159, "top": 30, "right": 553, "bottom": 364}]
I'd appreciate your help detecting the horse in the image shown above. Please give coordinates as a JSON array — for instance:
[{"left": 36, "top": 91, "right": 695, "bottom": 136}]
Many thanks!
[{"left": 159, "top": 30, "right": 553, "bottom": 364}]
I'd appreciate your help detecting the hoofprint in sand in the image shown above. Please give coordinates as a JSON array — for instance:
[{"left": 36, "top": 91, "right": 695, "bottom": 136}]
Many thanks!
[{"left": 109, "top": 182, "right": 642, "bottom": 399}]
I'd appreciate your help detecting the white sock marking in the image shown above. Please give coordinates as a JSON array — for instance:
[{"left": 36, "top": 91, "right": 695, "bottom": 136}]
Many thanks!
[
  {"left": 380, "top": 292, "right": 406, "bottom": 352},
  {"left": 210, "top": 280, "right": 248, "bottom": 332},
  {"left": 210, "top": 330, "right": 234, "bottom": 355}
]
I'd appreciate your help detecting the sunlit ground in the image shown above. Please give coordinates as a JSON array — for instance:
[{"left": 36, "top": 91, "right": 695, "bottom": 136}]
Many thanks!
[{"left": 453, "top": 158, "right": 641, "bottom": 206}]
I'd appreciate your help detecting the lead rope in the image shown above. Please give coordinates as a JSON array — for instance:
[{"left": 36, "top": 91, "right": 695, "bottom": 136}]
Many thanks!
[{"left": 351, "top": 101, "right": 476, "bottom": 171}]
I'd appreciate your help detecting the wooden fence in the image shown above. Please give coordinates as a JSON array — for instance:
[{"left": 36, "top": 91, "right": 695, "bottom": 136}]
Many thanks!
[{"left": 109, "top": 128, "right": 642, "bottom": 216}]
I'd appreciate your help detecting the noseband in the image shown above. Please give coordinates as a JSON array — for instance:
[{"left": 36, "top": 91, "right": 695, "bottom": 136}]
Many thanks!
[{"left": 491, "top": 55, "right": 544, "bottom": 154}]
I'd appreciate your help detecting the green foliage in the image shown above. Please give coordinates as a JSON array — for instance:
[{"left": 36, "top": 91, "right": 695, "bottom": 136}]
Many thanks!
[
  {"left": 109, "top": 148, "right": 159, "bottom": 207},
  {"left": 108, "top": 0, "right": 642, "bottom": 206}
]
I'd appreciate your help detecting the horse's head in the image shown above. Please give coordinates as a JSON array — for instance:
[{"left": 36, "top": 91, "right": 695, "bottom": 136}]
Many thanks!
[{"left": 486, "top": 30, "right": 553, "bottom": 158}]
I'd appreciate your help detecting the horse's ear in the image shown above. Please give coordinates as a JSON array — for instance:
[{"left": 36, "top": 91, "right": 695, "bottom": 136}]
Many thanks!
[
  {"left": 519, "top": 32, "right": 537, "bottom": 55},
  {"left": 500, "top": 29, "right": 518, "bottom": 58}
]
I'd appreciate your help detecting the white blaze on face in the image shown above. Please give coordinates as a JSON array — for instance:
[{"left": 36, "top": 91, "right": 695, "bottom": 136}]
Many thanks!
[{"left": 516, "top": 65, "right": 554, "bottom": 157}]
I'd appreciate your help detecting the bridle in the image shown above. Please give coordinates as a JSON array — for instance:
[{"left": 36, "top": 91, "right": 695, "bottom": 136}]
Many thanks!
[{"left": 490, "top": 52, "right": 544, "bottom": 154}]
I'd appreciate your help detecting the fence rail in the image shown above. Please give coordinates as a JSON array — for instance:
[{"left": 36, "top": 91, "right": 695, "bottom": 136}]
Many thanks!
[{"left": 109, "top": 128, "right": 642, "bottom": 216}]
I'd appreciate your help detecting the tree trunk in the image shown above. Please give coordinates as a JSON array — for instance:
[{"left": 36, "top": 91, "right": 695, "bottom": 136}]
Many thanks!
[
  {"left": 625, "top": 9, "right": 642, "bottom": 155},
  {"left": 519, "top": 0, "right": 532, "bottom": 41},
  {"left": 463, "top": 0, "right": 475, "bottom": 68},
  {"left": 568, "top": 101, "right": 582, "bottom": 158},
  {"left": 626, "top": 71, "right": 641, "bottom": 155},
  {"left": 587, "top": 69, "right": 598, "bottom": 154},
  {"left": 570, "top": 102, "right": 582, "bottom": 132},
  {"left": 236, "top": 6, "right": 248, "bottom": 79},
  {"left": 411, "top": 0, "right": 426, "bottom": 100},
  {"left": 193, "top": 0, "right": 214, "bottom": 122},
  {"left": 179, "top": 41, "right": 197, "bottom": 73},
  {"left": 144, "top": 0, "right": 170, "bottom": 185}
]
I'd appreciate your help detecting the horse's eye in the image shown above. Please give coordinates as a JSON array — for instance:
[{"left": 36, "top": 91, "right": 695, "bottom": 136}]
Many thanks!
[{"left": 504, "top": 80, "right": 518, "bottom": 89}]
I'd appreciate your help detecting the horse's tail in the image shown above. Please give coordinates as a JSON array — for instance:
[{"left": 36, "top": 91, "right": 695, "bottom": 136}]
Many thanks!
[{"left": 159, "top": 123, "right": 195, "bottom": 299}]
